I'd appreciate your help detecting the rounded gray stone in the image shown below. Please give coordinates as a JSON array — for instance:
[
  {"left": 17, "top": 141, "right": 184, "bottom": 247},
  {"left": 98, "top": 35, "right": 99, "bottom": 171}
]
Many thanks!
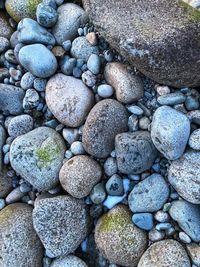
[
  {"left": 8, "top": 114, "right": 33, "bottom": 138},
  {"left": 36, "top": 3, "right": 58, "bottom": 28},
  {"left": 18, "top": 44, "right": 58, "bottom": 78},
  {"left": 52, "top": 3, "right": 86, "bottom": 44},
  {"left": 104, "top": 62, "right": 144, "bottom": 104},
  {"left": 188, "top": 129, "right": 200, "bottom": 150},
  {"left": 82, "top": 99, "right": 128, "bottom": 158},
  {"left": 115, "top": 131, "right": 157, "bottom": 174},
  {"left": 128, "top": 174, "right": 169, "bottom": 213},
  {"left": 151, "top": 106, "right": 190, "bottom": 160},
  {"left": 33, "top": 195, "right": 90, "bottom": 257},
  {"left": 168, "top": 150, "right": 200, "bottom": 204},
  {"left": 138, "top": 239, "right": 191, "bottom": 267},
  {"left": 59, "top": 155, "right": 102, "bottom": 198},
  {"left": 10, "top": 126, "right": 66, "bottom": 191},
  {"left": 46, "top": 73, "right": 94, "bottom": 127},
  {"left": 50, "top": 255, "right": 88, "bottom": 267},
  {"left": 0, "top": 203, "right": 43, "bottom": 267},
  {"left": 169, "top": 200, "right": 200, "bottom": 242}
]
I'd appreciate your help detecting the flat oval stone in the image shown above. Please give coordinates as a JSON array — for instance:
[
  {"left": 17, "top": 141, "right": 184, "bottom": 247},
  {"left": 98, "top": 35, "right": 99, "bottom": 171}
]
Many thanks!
[
  {"left": 0, "top": 203, "right": 43, "bottom": 267},
  {"left": 18, "top": 44, "right": 58, "bottom": 78},
  {"left": 138, "top": 239, "right": 190, "bottom": 267},
  {"left": 168, "top": 150, "right": 200, "bottom": 204},
  {"left": 10, "top": 127, "right": 66, "bottom": 191},
  {"left": 46, "top": 73, "right": 94, "bottom": 127},
  {"left": 157, "top": 92, "right": 186, "bottom": 105},
  {"left": 169, "top": 200, "right": 200, "bottom": 242},
  {"left": 128, "top": 174, "right": 169, "bottom": 213},
  {"left": 82, "top": 99, "right": 128, "bottom": 158}
]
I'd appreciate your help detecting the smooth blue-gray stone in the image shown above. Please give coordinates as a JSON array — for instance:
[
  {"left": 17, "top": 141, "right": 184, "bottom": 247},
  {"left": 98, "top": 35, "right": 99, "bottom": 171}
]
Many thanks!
[
  {"left": 36, "top": 3, "right": 58, "bottom": 28},
  {"left": 132, "top": 213, "right": 153, "bottom": 230},
  {"left": 157, "top": 92, "right": 186, "bottom": 105},
  {"left": 105, "top": 174, "right": 124, "bottom": 196},
  {"left": 18, "top": 18, "right": 55, "bottom": 46},
  {"left": 87, "top": 54, "right": 101, "bottom": 75},
  {"left": 128, "top": 173, "right": 169, "bottom": 213},
  {"left": 18, "top": 44, "right": 57, "bottom": 78},
  {"left": 60, "top": 56, "right": 76, "bottom": 75},
  {"left": 169, "top": 200, "right": 200, "bottom": 242},
  {"left": 185, "top": 95, "right": 199, "bottom": 111}
]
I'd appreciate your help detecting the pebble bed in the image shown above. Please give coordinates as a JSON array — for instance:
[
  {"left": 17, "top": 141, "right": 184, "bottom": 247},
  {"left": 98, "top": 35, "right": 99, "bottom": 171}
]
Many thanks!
[{"left": 0, "top": 0, "right": 200, "bottom": 267}]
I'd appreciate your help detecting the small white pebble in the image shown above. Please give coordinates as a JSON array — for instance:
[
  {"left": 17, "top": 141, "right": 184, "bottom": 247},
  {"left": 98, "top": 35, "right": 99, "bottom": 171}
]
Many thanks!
[
  {"left": 70, "top": 141, "right": 85, "bottom": 155},
  {"left": 97, "top": 84, "right": 114, "bottom": 98},
  {"left": 156, "top": 85, "right": 170, "bottom": 96}
]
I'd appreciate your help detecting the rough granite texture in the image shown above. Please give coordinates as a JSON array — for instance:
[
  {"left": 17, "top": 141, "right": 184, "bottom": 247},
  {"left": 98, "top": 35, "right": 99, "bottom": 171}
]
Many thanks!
[{"left": 0, "top": 11, "right": 14, "bottom": 38}]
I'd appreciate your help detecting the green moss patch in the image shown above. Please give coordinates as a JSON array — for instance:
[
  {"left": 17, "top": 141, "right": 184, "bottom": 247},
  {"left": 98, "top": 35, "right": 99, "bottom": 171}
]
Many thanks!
[
  {"left": 27, "top": 0, "right": 42, "bottom": 15},
  {"left": 178, "top": 0, "right": 200, "bottom": 21}
]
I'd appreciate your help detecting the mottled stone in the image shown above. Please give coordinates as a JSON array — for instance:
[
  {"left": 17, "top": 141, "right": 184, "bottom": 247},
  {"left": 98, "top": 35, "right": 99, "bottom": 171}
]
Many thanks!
[
  {"left": 50, "top": 255, "right": 88, "bottom": 267},
  {"left": 188, "top": 129, "right": 200, "bottom": 150},
  {"left": 0, "top": 168, "right": 12, "bottom": 198},
  {"left": 0, "top": 11, "right": 14, "bottom": 38},
  {"left": 0, "top": 203, "right": 43, "bottom": 267},
  {"left": 82, "top": 99, "right": 128, "bottom": 158},
  {"left": 187, "top": 243, "right": 200, "bottom": 267},
  {"left": 8, "top": 114, "right": 33, "bottom": 138},
  {"left": 46, "top": 74, "right": 94, "bottom": 127}
]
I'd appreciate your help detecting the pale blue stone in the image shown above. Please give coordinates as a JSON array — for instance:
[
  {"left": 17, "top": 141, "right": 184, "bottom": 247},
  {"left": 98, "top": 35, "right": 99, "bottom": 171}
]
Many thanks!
[{"left": 132, "top": 213, "right": 154, "bottom": 230}]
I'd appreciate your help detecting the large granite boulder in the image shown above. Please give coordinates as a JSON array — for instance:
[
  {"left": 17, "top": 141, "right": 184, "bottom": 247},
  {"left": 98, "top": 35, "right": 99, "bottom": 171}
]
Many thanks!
[{"left": 83, "top": 0, "right": 200, "bottom": 88}]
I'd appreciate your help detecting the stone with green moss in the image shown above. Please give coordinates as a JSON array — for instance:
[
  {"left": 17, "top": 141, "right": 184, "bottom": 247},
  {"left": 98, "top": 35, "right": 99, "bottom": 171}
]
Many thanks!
[
  {"left": 9, "top": 126, "right": 66, "bottom": 191},
  {"left": 5, "top": 0, "right": 42, "bottom": 22},
  {"left": 95, "top": 205, "right": 147, "bottom": 267}
]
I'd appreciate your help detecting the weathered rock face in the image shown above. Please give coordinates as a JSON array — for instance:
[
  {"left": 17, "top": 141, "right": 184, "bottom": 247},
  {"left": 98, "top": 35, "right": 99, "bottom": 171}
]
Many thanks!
[{"left": 83, "top": 0, "right": 200, "bottom": 88}]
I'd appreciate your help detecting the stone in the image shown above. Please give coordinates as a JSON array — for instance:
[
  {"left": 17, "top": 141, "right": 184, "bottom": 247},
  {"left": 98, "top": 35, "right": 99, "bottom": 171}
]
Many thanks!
[
  {"left": 95, "top": 205, "right": 147, "bottom": 266},
  {"left": 59, "top": 155, "right": 102, "bottom": 198},
  {"left": 187, "top": 243, "right": 200, "bottom": 267},
  {"left": 169, "top": 200, "right": 200, "bottom": 242},
  {"left": 0, "top": 11, "right": 14, "bottom": 38},
  {"left": 59, "top": 56, "right": 76, "bottom": 75},
  {"left": 138, "top": 239, "right": 190, "bottom": 267},
  {"left": 179, "top": 232, "right": 192, "bottom": 244},
  {"left": 62, "top": 128, "right": 79, "bottom": 145},
  {"left": 157, "top": 92, "right": 186, "bottom": 105},
  {"left": 0, "top": 84, "right": 24, "bottom": 115},
  {"left": 70, "top": 141, "right": 85, "bottom": 155},
  {"left": 33, "top": 195, "right": 90, "bottom": 257},
  {"left": 90, "top": 182, "right": 106, "bottom": 204},
  {"left": 168, "top": 150, "right": 200, "bottom": 204},
  {"left": 20, "top": 72, "right": 35, "bottom": 90},
  {"left": 5, "top": 0, "right": 42, "bottom": 22},
  {"left": 151, "top": 106, "right": 190, "bottom": 160},
  {"left": 82, "top": 70, "right": 96, "bottom": 87},
  {"left": 104, "top": 62, "right": 144, "bottom": 104},
  {"left": 8, "top": 114, "right": 33, "bottom": 138},
  {"left": 23, "top": 89, "right": 39, "bottom": 110},
  {"left": 115, "top": 131, "right": 157, "bottom": 174},
  {"left": 105, "top": 174, "right": 124, "bottom": 196},
  {"left": 128, "top": 174, "right": 169, "bottom": 213},
  {"left": 83, "top": 0, "right": 200, "bottom": 88},
  {"left": 0, "top": 37, "right": 10, "bottom": 53},
  {"left": 148, "top": 229, "right": 165, "bottom": 242},
  {"left": 0, "top": 168, "right": 12, "bottom": 198},
  {"left": 50, "top": 255, "right": 88, "bottom": 267},
  {"left": 82, "top": 99, "right": 128, "bottom": 158},
  {"left": 87, "top": 54, "right": 101, "bottom": 75},
  {"left": 18, "top": 44, "right": 58, "bottom": 78},
  {"left": 132, "top": 213, "right": 154, "bottom": 231},
  {"left": 10, "top": 127, "right": 66, "bottom": 191},
  {"left": 0, "top": 125, "right": 6, "bottom": 172},
  {"left": 86, "top": 32, "right": 98, "bottom": 45},
  {"left": 97, "top": 84, "right": 114, "bottom": 98},
  {"left": 46, "top": 74, "right": 94, "bottom": 127},
  {"left": 5, "top": 186, "right": 26, "bottom": 204},
  {"left": 188, "top": 129, "right": 200, "bottom": 150},
  {"left": 0, "top": 68, "right": 9, "bottom": 82},
  {"left": 36, "top": 3, "right": 58, "bottom": 27},
  {"left": 0, "top": 203, "right": 43, "bottom": 267},
  {"left": 71, "top": 36, "right": 99, "bottom": 61},
  {"left": 104, "top": 157, "right": 117, "bottom": 176},
  {"left": 52, "top": 3, "right": 86, "bottom": 44},
  {"left": 17, "top": 18, "right": 55, "bottom": 46}
]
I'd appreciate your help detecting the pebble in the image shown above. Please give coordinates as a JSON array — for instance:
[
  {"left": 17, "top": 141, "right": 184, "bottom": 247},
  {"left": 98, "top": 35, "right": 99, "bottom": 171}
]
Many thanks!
[
  {"left": 115, "top": 131, "right": 157, "bottom": 174},
  {"left": 5, "top": 186, "right": 26, "bottom": 204},
  {"left": 139, "top": 116, "right": 150, "bottom": 130},
  {"left": 188, "top": 110, "right": 200, "bottom": 125},
  {"left": 23, "top": 89, "right": 39, "bottom": 109},
  {"left": 169, "top": 200, "right": 200, "bottom": 242},
  {"left": 0, "top": 198, "right": 6, "bottom": 209},
  {"left": 59, "top": 155, "right": 102, "bottom": 198},
  {"left": 0, "top": 168, "right": 12, "bottom": 198},
  {"left": 82, "top": 70, "right": 96, "bottom": 87},
  {"left": 52, "top": 3, "right": 86, "bottom": 44},
  {"left": 154, "top": 210, "right": 169, "bottom": 222},
  {"left": 0, "top": 36, "right": 10, "bottom": 53},
  {"left": 179, "top": 232, "right": 192, "bottom": 244},
  {"left": 0, "top": 68, "right": 9, "bottom": 82},
  {"left": 151, "top": 106, "right": 190, "bottom": 160},
  {"left": 128, "top": 174, "right": 169, "bottom": 213},
  {"left": 62, "top": 128, "right": 79, "bottom": 145},
  {"left": 104, "top": 62, "right": 144, "bottom": 103},
  {"left": 87, "top": 54, "right": 101, "bottom": 74},
  {"left": 155, "top": 222, "right": 171, "bottom": 231},
  {"left": 95, "top": 205, "right": 147, "bottom": 266},
  {"left": 50, "top": 255, "right": 88, "bottom": 267},
  {"left": 138, "top": 240, "right": 191, "bottom": 267},
  {"left": 105, "top": 174, "right": 124, "bottom": 196},
  {"left": 128, "top": 114, "right": 139, "bottom": 131},
  {"left": 34, "top": 78, "right": 46, "bottom": 92},
  {"left": 188, "top": 129, "right": 200, "bottom": 150},
  {"left": 73, "top": 67, "right": 82, "bottom": 78},
  {"left": 86, "top": 32, "right": 98, "bottom": 45},
  {"left": 46, "top": 74, "right": 94, "bottom": 127},
  {"left": 187, "top": 243, "right": 200, "bottom": 267},
  {"left": 156, "top": 85, "right": 170, "bottom": 96},
  {"left": 33, "top": 195, "right": 90, "bottom": 257},
  {"left": 90, "top": 182, "right": 106, "bottom": 204},
  {"left": 43, "top": 0, "right": 57, "bottom": 9},
  {"left": 157, "top": 92, "right": 186, "bottom": 105},
  {"left": 8, "top": 114, "right": 33, "bottom": 138},
  {"left": 168, "top": 150, "right": 200, "bottom": 204},
  {"left": 62, "top": 40, "right": 72, "bottom": 51},
  {"left": 71, "top": 36, "right": 99, "bottom": 61},
  {"left": 36, "top": 3, "right": 58, "bottom": 27},
  {"left": 0, "top": 11, "right": 14, "bottom": 38},
  {"left": 20, "top": 72, "right": 35, "bottom": 90},
  {"left": 127, "top": 105, "right": 144, "bottom": 115},
  {"left": 70, "top": 141, "right": 85, "bottom": 155},
  {"left": 18, "top": 18, "right": 55, "bottom": 46},
  {"left": 60, "top": 55, "right": 76, "bottom": 75},
  {"left": 19, "top": 44, "right": 57, "bottom": 78},
  {"left": 97, "top": 84, "right": 114, "bottom": 98},
  {"left": 20, "top": 182, "right": 31, "bottom": 193},
  {"left": 0, "top": 203, "right": 43, "bottom": 266},
  {"left": 104, "top": 157, "right": 117, "bottom": 176},
  {"left": 148, "top": 229, "right": 165, "bottom": 242},
  {"left": 10, "top": 127, "right": 66, "bottom": 191},
  {"left": 185, "top": 95, "right": 199, "bottom": 111},
  {"left": 132, "top": 213, "right": 154, "bottom": 231},
  {"left": 82, "top": 99, "right": 128, "bottom": 158}
]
